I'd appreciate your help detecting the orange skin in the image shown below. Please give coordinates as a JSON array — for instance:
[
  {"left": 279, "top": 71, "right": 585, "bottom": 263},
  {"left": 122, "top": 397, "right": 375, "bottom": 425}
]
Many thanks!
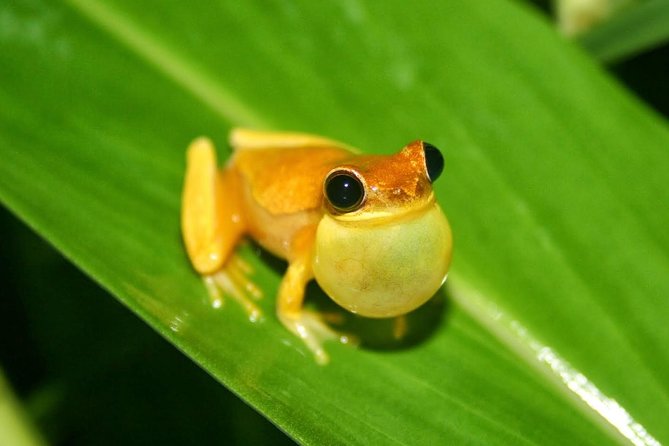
[{"left": 181, "top": 129, "right": 452, "bottom": 364}]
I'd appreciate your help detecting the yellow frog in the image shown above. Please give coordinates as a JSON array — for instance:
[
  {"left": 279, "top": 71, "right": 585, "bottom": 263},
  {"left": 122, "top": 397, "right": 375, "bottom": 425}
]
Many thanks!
[{"left": 181, "top": 129, "right": 452, "bottom": 363}]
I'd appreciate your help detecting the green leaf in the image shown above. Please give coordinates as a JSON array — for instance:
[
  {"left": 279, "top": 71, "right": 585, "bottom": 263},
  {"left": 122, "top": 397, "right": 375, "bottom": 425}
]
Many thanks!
[
  {"left": 1, "top": 0, "right": 668, "bottom": 444},
  {"left": 579, "top": 0, "right": 669, "bottom": 63},
  {"left": 0, "top": 370, "right": 46, "bottom": 446}
]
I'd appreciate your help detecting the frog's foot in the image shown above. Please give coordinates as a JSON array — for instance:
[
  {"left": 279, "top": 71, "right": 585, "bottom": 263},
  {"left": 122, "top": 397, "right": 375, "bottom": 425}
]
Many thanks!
[
  {"left": 279, "top": 310, "right": 358, "bottom": 365},
  {"left": 204, "top": 254, "right": 263, "bottom": 323}
]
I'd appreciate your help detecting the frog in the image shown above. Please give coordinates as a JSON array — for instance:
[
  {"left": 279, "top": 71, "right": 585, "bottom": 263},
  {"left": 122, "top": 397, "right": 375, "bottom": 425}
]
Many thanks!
[{"left": 181, "top": 129, "right": 452, "bottom": 364}]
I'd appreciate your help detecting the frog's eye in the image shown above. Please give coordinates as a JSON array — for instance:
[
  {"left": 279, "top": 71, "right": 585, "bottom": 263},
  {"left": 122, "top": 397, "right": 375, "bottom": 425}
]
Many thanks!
[
  {"left": 423, "top": 142, "right": 444, "bottom": 182},
  {"left": 324, "top": 170, "right": 365, "bottom": 213}
]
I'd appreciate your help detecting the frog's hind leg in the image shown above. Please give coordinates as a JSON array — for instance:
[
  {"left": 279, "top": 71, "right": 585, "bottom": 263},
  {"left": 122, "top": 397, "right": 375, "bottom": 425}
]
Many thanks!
[{"left": 181, "top": 137, "right": 262, "bottom": 320}]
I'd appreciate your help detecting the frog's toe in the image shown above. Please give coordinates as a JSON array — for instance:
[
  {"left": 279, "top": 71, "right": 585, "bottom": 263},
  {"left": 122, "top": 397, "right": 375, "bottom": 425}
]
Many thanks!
[
  {"left": 204, "top": 254, "right": 264, "bottom": 322},
  {"left": 320, "top": 310, "right": 347, "bottom": 325},
  {"left": 280, "top": 310, "right": 358, "bottom": 365},
  {"left": 228, "top": 254, "right": 263, "bottom": 301},
  {"left": 392, "top": 315, "right": 408, "bottom": 340}
]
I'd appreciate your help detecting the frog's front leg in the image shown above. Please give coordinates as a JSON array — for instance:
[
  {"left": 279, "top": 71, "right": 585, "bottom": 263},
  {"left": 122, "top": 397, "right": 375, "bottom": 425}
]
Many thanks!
[
  {"left": 277, "top": 226, "right": 355, "bottom": 364},
  {"left": 182, "top": 137, "right": 262, "bottom": 321}
]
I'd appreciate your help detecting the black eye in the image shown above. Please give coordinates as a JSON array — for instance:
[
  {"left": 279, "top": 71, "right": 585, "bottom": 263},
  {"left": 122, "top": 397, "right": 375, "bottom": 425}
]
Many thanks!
[
  {"left": 423, "top": 142, "right": 444, "bottom": 182},
  {"left": 325, "top": 171, "right": 365, "bottom": 212}
]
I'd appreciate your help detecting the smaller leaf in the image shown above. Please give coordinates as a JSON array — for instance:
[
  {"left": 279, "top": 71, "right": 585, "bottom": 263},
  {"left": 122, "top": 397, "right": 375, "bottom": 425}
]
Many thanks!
[
  {"left": 579, "top": 0, "right": 669, "bottom": 63},
  {"left": 0, "top": 370, "right": 46, "bottom": 446}
]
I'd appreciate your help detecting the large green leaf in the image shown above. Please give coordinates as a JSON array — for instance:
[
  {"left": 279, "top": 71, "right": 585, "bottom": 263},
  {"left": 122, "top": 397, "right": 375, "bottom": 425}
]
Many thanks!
[{"left": 2, "top": 0, "right": 668, "bottom": 444}]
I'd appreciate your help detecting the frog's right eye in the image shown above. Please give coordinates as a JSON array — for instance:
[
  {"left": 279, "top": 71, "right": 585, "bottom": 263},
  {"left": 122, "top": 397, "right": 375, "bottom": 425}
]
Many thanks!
[
  {"left": 324, "top": 170, "right": 365, "bottom": 213},
  {"left": 422, "top": 142, "right": 444, "bottom": 183}
]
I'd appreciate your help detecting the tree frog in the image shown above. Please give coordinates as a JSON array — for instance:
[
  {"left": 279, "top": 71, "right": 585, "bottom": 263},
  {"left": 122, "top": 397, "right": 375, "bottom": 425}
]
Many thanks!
[{"left": 181, "top": 129, "right": 452, "bottom": 364}]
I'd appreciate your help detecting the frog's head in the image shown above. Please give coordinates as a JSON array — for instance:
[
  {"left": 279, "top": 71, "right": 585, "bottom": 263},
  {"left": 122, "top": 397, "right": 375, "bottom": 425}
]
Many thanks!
[{"left": 312, "top": 141, "right": 453, "bottom": 318}]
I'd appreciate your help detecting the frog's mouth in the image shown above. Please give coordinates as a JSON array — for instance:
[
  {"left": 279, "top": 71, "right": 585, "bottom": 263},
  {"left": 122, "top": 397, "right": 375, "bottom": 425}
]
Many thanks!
[{"left": 326, "top": 193, "right": 436, "bottom": 226}]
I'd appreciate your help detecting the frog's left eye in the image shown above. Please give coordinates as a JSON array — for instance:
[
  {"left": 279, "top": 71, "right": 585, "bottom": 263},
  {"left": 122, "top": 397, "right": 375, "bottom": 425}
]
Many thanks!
[
  {"left": 324, "top": 170, "right": 365, "bottom": 213},
  {"left": 423, "top": 142, "right": 444, "bottom": 182}
]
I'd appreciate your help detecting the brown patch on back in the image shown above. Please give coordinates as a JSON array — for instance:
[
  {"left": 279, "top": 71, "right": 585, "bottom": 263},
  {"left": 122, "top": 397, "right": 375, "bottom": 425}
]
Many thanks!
[{"left": 234, "top": 146, "right": 352, "bottom": 215}]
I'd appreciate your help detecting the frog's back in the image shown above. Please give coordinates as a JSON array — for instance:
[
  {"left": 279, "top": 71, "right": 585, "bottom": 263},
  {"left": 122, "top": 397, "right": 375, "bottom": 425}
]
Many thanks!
[{"left": 230, "top": 129, "right": 353, "bottom": 215}]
